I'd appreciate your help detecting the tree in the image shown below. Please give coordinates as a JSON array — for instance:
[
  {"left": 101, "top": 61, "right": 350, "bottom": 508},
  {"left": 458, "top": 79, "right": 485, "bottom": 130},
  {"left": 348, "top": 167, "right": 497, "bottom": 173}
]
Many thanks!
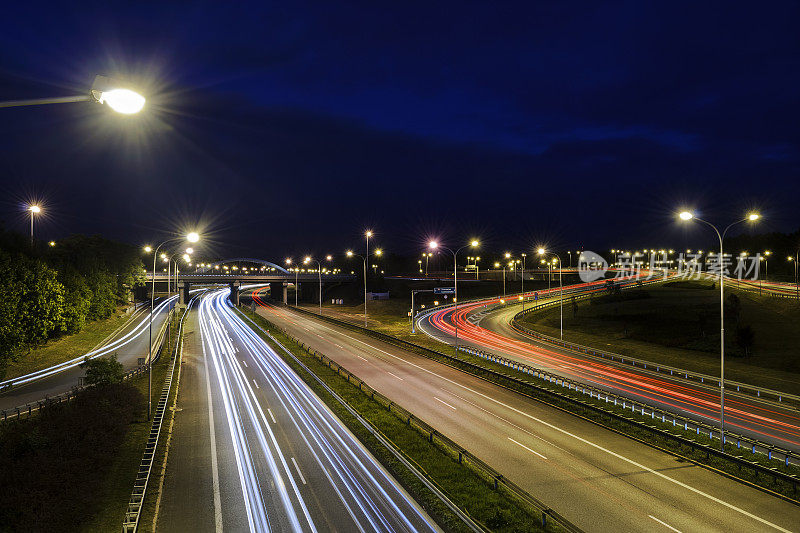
[
  {"left": 735, "top": 325, "right": 755, "bottom": 358},
  {"left": 80, "top": 355, "right": 124, "bottom": 386}
]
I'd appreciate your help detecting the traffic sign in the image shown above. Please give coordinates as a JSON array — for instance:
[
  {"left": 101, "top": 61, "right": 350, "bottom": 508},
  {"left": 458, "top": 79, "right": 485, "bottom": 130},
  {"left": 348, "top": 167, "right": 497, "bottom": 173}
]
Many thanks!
[{"left": 434, "top": 287, "right": 455, "bottom": 295}]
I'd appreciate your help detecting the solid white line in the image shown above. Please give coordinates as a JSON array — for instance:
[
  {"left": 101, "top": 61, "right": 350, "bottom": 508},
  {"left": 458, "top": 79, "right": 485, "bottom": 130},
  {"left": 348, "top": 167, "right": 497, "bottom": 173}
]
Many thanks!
[
  {"left": 291, "top": 457, "right": 307, "bottom": 485},
  {"left": 433, "top": 396, "right": 457, "bottom": 410},
  {"left": 508, "top": 437, "right": 548, "bottom": 459},
  {"left": 201, "top": 325, "right": 224, "bottom": 533},
  {"left": 386, "top": 371, "right": 404, "bottom": 381},
  {"left": 253, "top": 379, "right": 259, "bottom": 389},
  {"left": 320, "top": 327, "right": 791, "bottom": 532},
  {"left": 268, "top": 408, "right": 277, "bottom": 424},
  {"left": 649, "top": 515, "right": 682, "bottom": 532}
]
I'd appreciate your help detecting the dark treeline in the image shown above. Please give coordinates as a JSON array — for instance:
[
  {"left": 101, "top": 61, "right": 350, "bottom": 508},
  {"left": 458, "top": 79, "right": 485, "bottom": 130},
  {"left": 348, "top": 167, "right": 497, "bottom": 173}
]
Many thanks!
[{"left": 0, "top": 227, "right": 145, "bottom": 376}]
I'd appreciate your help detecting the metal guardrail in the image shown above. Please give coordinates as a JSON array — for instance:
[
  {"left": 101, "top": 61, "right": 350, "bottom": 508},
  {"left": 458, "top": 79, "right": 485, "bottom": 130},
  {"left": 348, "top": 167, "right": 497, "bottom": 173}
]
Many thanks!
[
  {"left": 510, "top": 293, "right": 800, "bottom": 409},
  {"left": 121, "top": 302, "right": 191, "bottom": 533},
  {"left": 1, "top": 310, "right": 174, "bottom": 423},
  {"left": 281, "top": 304, "right": 800, "bottom": 500},
  {"left": 248, "top": 311, "right": 581, "bottom": 532}
]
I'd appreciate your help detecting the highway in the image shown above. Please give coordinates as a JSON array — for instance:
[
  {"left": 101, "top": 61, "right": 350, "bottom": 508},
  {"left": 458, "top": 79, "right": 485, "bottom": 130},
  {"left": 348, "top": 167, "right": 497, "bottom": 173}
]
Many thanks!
[
  {"left": 157, "top": 288, "right": 438, "bottom": 532},
  {"left": 0, "top": 296, "right": 174, "bottom": 414},
  {"left": 417, "top": 283, "right": 800, "bottom": 453},
  {"left": 251, "top": 291, "right": 800, "bottom": 532}
]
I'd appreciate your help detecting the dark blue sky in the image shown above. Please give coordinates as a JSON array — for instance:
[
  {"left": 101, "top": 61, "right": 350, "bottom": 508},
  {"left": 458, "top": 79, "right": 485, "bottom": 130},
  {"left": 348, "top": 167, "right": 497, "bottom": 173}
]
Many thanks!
[{"left": 1, "top": 1, "right": 798, "bottom": 259}]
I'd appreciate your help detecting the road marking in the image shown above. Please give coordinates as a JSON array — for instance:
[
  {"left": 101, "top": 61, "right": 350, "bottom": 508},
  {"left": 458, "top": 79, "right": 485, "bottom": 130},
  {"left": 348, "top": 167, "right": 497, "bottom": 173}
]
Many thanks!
[
  {"left": 253, "top": 379, "right": 259, "bottom": 389},
  {"left": 242, "top": 359, "right": 248, "bottom": 367},
  {"left": 323, "top": 328, "right": 791, "bottom": 532},
  {"left": 291, "top": 457, "right": 307, "bottom": 485},
  {"left": 508, "top": 437, "right": 547, "bottom": 459},
  {"left": 386, "top": 371, "right": 404, "bottom": 381},
  {"left": 201, "top": 328, "right": 224, "bottom": 532},
  {"left": 649, "top": 515, "right": 682, "bottom": 532},
  {"left": 433, "top": 396, "right": 457, "bottom": 410},
  {"left": 268, "top": 408, "right": 277, "bottom": 424},
  {"left": 356, "top": 355, "right": 368, "bottom": 361}
]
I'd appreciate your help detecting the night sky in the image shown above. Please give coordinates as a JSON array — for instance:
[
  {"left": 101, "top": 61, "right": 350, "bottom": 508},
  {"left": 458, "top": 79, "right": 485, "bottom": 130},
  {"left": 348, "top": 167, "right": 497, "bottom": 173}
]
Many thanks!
[{"left": 1, "top": 2, "right": 798, "bottom": 260}]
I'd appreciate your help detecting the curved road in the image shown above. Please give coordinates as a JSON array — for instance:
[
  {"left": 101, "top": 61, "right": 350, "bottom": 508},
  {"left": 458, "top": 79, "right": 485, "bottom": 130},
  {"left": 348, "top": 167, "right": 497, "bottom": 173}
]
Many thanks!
[{"left": 418, "top": 283, "right": 800, "bottom": 453}]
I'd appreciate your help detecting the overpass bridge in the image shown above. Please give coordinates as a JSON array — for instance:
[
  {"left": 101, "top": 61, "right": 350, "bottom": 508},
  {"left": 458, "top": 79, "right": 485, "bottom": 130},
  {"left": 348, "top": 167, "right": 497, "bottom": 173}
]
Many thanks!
[{"left": 144, "top": 272, "right": 355, "bottom": 305}]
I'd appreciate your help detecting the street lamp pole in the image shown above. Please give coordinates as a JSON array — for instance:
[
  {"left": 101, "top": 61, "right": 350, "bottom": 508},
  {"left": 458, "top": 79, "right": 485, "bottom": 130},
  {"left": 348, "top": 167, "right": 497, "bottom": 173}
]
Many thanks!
[
  {"left": 429, "top": 240, "right": 478, "bottom": 351},
  {"left": 679, "top": 211, "right": 759, "bottom": 450},
  {"left": 28, "top": 205, "right": 41, "bottom": 246},
  {"left": 147, "top": 232, "right": 198, "bottom": 420},
  {"left": 538, "top": 249, "right": 563, "bottom": 339},
  {"left": 521, "top": 253, "right": 526, "bottom": 313}
]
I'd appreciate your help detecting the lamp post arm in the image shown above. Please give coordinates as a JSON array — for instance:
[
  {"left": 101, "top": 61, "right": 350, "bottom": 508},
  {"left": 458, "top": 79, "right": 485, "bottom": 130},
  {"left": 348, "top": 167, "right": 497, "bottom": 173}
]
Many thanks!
[{"left": 0, "top": 94, "right": 91, "bottom": 109}]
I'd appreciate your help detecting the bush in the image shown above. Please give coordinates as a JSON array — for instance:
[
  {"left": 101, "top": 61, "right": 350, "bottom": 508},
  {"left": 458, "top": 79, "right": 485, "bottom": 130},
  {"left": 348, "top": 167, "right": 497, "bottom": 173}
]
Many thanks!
[
  {"left": 80, "top": 354, "right": 125, "bottom": 386},
  {"left": 0, "top": 383, "right": 144, "bottom": 530}
]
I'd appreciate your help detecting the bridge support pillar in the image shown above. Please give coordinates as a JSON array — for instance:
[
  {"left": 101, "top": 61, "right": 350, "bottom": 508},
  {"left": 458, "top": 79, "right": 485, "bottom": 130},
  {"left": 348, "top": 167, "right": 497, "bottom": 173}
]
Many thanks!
[
  {"left": 270, "top": 282, "right": 288, "bottom": 304},
  {"left": 229, "top": 281, "right": 241, "bottom": 306},
  {"left": 179, "top": 281, "right": 192, "bottom": 305}
]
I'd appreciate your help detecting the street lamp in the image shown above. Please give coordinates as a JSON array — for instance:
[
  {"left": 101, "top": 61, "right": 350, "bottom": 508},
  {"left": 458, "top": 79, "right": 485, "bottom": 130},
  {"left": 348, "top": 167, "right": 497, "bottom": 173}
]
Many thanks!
[
  {"left": 304, "top": 255, "right": 331, "bottom": 315},
  {"left": 538, "top": 248, "right": 563, "bottom": 339},
  {"left": 429, "top": 239, "right": 478, "bottom": 351},
  {"left": 347, "top": 250, "right": 369, "bottom": 327},
  {"left": 286, "top": 258, "right": 298, "bottom": 306},
  {"left": 146, "top": 232, "right": 200, "bottom": 419},
  {"left": 0, "top": 75, "right": 145, "bottom": 114},
  {"left": 28, "top": 204, "right": 41, "bottom": 245},
  {"left": 678, "top": 209, "right": 759, "bottom": 449},
  {"left": 789, "top": 255, "right": 799, "bottom": 299}
]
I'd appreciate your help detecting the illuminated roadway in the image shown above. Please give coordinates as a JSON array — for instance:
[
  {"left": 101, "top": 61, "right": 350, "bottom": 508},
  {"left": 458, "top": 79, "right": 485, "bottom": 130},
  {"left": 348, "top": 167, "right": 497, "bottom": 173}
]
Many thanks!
[
  {"left": 0, "top": 297, "right": 174, "bottom": 414},
  {"left": 418, "top": 280, "right": 800, "bottom": 453},
  {"left": 157, "top": 288, "right": 437, "bottom": 532},
  {"left": 250, "top": 289, "right": 800, "bottom": 532}
]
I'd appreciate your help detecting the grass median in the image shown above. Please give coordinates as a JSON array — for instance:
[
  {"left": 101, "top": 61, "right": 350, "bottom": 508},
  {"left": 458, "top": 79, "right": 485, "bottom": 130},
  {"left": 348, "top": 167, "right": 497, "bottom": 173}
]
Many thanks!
[{"left": 237, "top": 306, "right": 554, "bottom": 533}]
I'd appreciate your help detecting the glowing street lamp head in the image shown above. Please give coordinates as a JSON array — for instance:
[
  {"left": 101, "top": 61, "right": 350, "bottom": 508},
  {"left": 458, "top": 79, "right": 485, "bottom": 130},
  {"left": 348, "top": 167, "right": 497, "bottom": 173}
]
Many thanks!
[
  {"left": 346, "top": 250, "right": 354, "bottom": 257},
  {"left": 470, "top": 239, "right": 479, "bottom": 247},
  {"left": 304, "top": 256, "right": 311, "bottom": 264},
  {"left": 182, "top": 254, "right": 190, "bottom": 262},
  {"left": 48, "top": 241, "right": 56, "bottom": 247},
  {"left": 99, "top": 89, "right": 145, "bottom": 114},
  {"left": 285, "top": 258, "right": 292, "bottom": 265},
  {"left": 494, "top": 262, "right": 500, "bottom": 268},
  {"left": 187, "top": 232, "right": 200, "bottom": 243},
  {"left": 185, "top": 247, "right": 193, "bottom": 254},
  {"left": 326, "top": 255, "right": 332, "bottom": 261},
  {"left": 679, "top": 211, "right": 693, "bottom": 220},
  {"left": 537, "top": 247, "right": 545, "bottom": 255},
  {"left": 143, "top": 245, "right": 152, "bottom": 253},
  {"left": 365, "top": 230, "right": 373, "bottom": 238},
  {"left": 29, "top": 205, "right": 41, "bottom": 214},
  {"left": 375, "top": 248, "right": 383, "bottom": 256},
  {"left": 748, "top": 213, "right": 760, "bottom": 221},
  {"left": 504, "top": 252, "right": 511, "bottom": 259},
  {"left": 428, "top": 241, "right": 438, "bottom": 249}
]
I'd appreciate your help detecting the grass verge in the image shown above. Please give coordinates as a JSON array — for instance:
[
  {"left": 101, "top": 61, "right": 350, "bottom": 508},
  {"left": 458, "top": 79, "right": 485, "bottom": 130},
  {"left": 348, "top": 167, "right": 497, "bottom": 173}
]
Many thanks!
[
  {"left": 3, "top": 305, "right": 137, "bottom": 380},
  {"left": 237, "top": 306, "right": 556, "bottom": 532}
]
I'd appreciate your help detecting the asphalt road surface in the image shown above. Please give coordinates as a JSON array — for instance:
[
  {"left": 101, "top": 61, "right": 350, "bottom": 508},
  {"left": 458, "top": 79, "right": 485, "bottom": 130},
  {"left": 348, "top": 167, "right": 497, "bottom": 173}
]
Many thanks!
[
  {"left": 158, "top": 289, "right": 438, "bottom": 532},
  {"left": 418, "top": 288, "right": 800, "bottom": 453},
  {"left": 253, "top": 295, "right": 800, "bottom": 533}
]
